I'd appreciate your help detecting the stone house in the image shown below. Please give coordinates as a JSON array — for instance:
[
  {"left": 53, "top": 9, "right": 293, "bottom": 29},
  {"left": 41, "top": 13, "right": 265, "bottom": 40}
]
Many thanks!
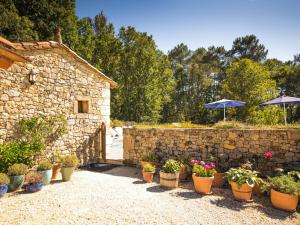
[{"left": 0, "top": 37, "right": 117, "bottom": 164}]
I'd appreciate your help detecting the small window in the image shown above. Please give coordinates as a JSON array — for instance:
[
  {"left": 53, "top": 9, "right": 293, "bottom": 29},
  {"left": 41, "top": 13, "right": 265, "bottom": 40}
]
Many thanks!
[{"left": 78, "top": 100, "right": 89, "bottom": 113}]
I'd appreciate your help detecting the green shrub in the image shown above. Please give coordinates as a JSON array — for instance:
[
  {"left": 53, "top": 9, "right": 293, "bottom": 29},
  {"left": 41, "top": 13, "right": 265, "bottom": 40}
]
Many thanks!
[
  {"left": 26, "top": 171, "right": 42, "bottom": 184},
  {"left": 49, "top": 150, "right": 62, "bottom": 164},
  {"left": 288, "top": 171, "right": 300, "bottom": 182},
  {"left": 143, "top": 164, "right": 155, "bottom": 173},
  {"left": 263, "top": 175, "right": 300, "bottom": 195},
  {"left": 16, "top": 115, "right": 67, "bottom": 144},
  {"left": 61, "top": 155, "right": 79, "bottom": 168},
  {"left": 111, "top": 119, "right": 124, "bottom": 127},
  {"left": 225, "top": 167, "right": 261, "bottom": 188},
  {"left": 7, "top": 163, "right": 28, "bottom": 176},
  {"left": 141, "top": 153, "right": 156, "bottom": 162},
  {"left": 0, "top": 173, "right": 9, "bottom": 185},
  {"left": 37, "top": 160, "right": 53, "bottom": 171},
  {"left": 0, "top": 141, "right": 43, "bottom": 172},
  {"left": 162, "top": 159, "right": 181, "bottom": 173}
]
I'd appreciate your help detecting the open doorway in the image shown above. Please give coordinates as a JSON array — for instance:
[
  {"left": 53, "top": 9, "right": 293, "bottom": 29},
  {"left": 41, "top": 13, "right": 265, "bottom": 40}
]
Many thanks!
[{"left": 106, "top": 125, "right": 123, "bottom": 162}]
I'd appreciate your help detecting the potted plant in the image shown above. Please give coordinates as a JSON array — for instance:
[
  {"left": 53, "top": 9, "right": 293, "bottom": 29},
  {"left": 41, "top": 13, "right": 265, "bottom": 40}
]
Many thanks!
[
  {"left": 140, "top": 153, "right": 156, "bottom": 169},
  {"left": 263, "top": 175, "right": 300, "bottom": 212},
  {"left": 7, "top": 163, "right": 28, "bottom": 192},
  {"left": 37, "top": 159, "right": 53, "bottom": 185},
  {"left": 225, "top": 164, "right": 261, "bottom": 202},
  {"left": 61, "top": 154, "right": 79, "bottom": 181},
  {"left": 191, "top": 160, "right": 216, "bottom": 194},
  {"left": 0, "top": 173, "right": 9, "bottom": 197},
  {"left": 252, "top": 150, "right": 273, "bottom": 195},
  {"left": 50, "top": 150, "right": 62, "bottom": 180},
  {"left": 160, "top": 159, "right": 181, "bottom": 188},
  {"left": 143, "top": 163, "right": 156, "bottom": 183},
  {"left": 177, "top": 154, "right": 192, "bottom": 181},
  {"left": 25, "top": 171, "right": 43, "bottom": 193},
  {"left": 209, "top": 155, "right": 228, "bottom": 187}
]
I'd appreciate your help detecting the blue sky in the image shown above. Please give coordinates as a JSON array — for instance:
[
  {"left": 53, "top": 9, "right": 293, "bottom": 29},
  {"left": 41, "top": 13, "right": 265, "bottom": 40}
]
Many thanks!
[{"left": 76, "top": 0, "right": 300, "bottom": 61}]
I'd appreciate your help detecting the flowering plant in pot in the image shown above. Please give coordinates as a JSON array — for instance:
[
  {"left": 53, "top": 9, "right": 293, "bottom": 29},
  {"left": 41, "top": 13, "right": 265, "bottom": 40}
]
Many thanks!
[
  {"left": 160, "top": 159, "right": 181, "bottom": 188},
  {"left": 49, "top": 150, "right": 62, "bottom": 180},
  {"left": 177, "top": 154, "right": 192, "bottom": 181},
  {"left": 0, "top": 173, "right": 9, "bottom": 197},
  {"left": 61, "top": 154, "right": 79, "bottom": 181},
  {"left": 7, "top": 163, "right": 28, "bottom": 192},
  {"left": 37, "top": 159, "right": 53, "bottom": 185},
  {"left": 208, "top": 155, "right": 228, "bottom": 187},
  {"left": 252, "top": 150, "right": 273, "bottom": 195},
  {"left": 25, "top": 171, "right": 43, "bottom": 193},
  {"left": 140, "top": 153, "right": 156, "bottom": 169},
  {"left": 143, "top": 163, "right": 156, "bottom": 183},
  {"left": 225, "top": 165, "right": 261, "bottom": 202},
  {"left": 191, "top": 160, "right": 216, "bottom": 194},
  {"left": 263, "top": 175, "right": 300, "bottom": 212}
]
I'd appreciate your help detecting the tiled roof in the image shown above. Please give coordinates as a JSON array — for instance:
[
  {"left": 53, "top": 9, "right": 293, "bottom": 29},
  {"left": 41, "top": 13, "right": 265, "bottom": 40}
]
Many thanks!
[
  {"left": 13, "top": 41, "right": 60, "bottom": 50},
  {"left": 0, "top": 37, "right": 117, "bottom": 88}
]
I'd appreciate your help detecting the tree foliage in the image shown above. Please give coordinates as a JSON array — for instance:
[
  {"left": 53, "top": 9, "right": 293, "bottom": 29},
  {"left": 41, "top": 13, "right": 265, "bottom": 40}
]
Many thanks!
[{"left": 0, "top": 2, "right": 299, "bottom": 124}]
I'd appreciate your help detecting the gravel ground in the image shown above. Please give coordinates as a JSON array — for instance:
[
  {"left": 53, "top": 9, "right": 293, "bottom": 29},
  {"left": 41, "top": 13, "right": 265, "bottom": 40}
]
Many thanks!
[{"left": 0, "top": 166, "right": 299, "bottom": 225}]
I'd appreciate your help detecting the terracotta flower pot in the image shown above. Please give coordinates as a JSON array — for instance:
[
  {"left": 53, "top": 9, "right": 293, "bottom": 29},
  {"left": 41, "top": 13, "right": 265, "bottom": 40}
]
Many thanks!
[
  {"left": 51, "top": 163, "right": 61, "bottom": 180},
  {"left": 61, "top": 167, "right": 75, "bottom": 182},
  {"left": 160, "top": 171, "right": 179, "bottom": 189},
  {"left": 179, "top": 165, "right": 188, "bottom": 181},
  {"left": 192, "top": 173, "right": 214, "bottom": 194},
  {"left": 230, "top": 182, "right": 253, "bottom": 202},
  {"left": 212, "top": 172, "right": 225, "bottom": 187},
  {"left": 8, "top": 175, "right": 25, "bottom": 192},
  {"left": 140, "top": 161, "right": 154, "bottom": 169},
  {"left": 143, "top": 171, "right": 154, "bottom": 183},
  {"left": 271, "top": 189, "right": 299, "bottom": 212}
]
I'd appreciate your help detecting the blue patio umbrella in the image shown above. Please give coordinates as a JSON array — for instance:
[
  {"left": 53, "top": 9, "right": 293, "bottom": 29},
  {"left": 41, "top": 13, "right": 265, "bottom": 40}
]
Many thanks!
[
  {"left": 205, "top": 99, "right": 246, "bottom": 121},
  {"left": 260, "top": 96, "right": 300, "bottom": 125}
]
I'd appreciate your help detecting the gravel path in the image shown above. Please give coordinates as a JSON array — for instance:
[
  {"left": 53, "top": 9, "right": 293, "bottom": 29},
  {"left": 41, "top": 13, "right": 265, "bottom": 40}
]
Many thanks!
[{"left": 0, "top": 166, "right": 299, "bottom": 225}]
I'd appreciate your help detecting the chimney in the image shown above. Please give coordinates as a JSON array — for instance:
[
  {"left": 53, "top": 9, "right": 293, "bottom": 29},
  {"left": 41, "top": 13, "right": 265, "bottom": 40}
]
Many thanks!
[{"left": 55, "top": 27, "right": 62, "bottom": 44}]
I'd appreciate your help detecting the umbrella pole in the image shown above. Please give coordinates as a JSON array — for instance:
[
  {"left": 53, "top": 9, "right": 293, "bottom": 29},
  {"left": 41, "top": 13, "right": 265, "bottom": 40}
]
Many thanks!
[
  {"left": 223, "top": 104, "right": 226, "bottom": 121},
  {"left": 283, "top": 103, "right": 287, "bottom": 125}
]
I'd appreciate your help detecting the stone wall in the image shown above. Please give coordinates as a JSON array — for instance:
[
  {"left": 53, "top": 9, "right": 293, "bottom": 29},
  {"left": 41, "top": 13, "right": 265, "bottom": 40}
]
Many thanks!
[
  {"left": 0, "top": 48, "right": 111, "bottom": 165},
  {"left": 123, "top": 128, "right": 300, "bottom": 171}
]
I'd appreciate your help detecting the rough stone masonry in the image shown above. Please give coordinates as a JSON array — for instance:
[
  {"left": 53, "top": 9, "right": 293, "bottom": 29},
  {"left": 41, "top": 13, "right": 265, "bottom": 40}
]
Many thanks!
[
  {"left": 123, "top": 128, "right": 300, "bottom": 172},
  {"left": 0, "top": 41, "right": 116, "bottom": 165}
]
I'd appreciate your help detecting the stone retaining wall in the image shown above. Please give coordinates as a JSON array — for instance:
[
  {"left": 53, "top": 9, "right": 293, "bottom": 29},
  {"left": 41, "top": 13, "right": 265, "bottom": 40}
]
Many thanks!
[{"left": 123, "top": 128, "right": 300, "bottom": 171}]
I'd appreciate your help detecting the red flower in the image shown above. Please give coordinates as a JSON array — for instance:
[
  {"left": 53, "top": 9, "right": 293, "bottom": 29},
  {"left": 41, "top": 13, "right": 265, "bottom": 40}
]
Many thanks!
[{"left": 265, "top": 151, "right": 272, "bottom": 160}]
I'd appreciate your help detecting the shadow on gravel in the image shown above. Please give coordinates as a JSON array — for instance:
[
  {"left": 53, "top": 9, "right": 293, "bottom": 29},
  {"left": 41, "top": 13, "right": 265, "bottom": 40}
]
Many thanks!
[
  {"left": 146, "top": 185, "right": 169, "bottom": 193},
  {"left": 209, "top": 197, "right": 256, "bottom": 211},
  {"left": 132, "top": 180, "right": 144, "bottom": 184},
  {"left": 257, "top": 205, "right": 298, "bottom": 220},
  {"left": 50, "top": 180, "right": 64, "bottom": 185},
  {"left": 171, "top": 191, "right": 204, "bottom": 200}
]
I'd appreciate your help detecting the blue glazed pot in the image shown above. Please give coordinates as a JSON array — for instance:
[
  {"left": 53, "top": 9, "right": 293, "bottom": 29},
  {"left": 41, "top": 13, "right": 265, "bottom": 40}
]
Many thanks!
[
  {"left": 0, "top": 184, "right": 8, "bottom": 197},
  {"left": 8, "top": 175, "right": 25, "bottom": 192},
  {"left": 26, "top": 182, "right": 43, "bottom": 193},
  {"left": 38, "top": 170, "right": 52, "bottom": 185}
]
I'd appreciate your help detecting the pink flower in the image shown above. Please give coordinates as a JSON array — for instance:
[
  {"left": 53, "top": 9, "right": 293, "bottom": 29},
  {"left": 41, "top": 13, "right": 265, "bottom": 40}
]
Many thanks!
[
  {"left": 209, "top": 162, "right": 215, "bottom": 168},
  {"left": 191, "top": 159, "right": 198, "bottom": 164},
  {"left": 265, "top": 151, "right": 272, "bottom": 160},
  {"left": 199, "top": 161, "right": 205, "bottom": 166},
  {"left": 204, "top": 164, "right": 211, "bottom": 170}
]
